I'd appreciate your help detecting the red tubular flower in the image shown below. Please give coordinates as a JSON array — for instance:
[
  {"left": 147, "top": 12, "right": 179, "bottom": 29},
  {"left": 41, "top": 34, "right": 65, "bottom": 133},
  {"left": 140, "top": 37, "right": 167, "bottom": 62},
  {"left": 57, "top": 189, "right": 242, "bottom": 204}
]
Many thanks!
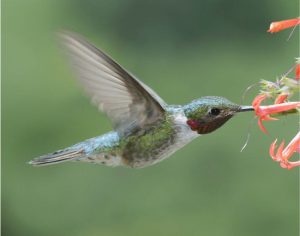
[
  {"left": 295, "top": 64, "right": 300, "bottom": 80},
  {"left": 252, "top": 94, "right": 300, "bottom": 133},
  {"left": 267, "top": 18, "right": 300, "bottom": 33},
  {"left": 269, "top": 132, "right": 300, "bottom": 169},
  {"left": 274, "top": 94, "right": 288, "bottom": 104}
]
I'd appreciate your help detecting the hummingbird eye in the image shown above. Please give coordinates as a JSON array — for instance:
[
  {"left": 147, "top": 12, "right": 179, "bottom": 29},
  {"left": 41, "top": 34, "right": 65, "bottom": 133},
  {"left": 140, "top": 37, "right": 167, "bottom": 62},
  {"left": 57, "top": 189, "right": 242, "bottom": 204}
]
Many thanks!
[{"left": 209, "top": 108, "right": 221, "bottom": 116}]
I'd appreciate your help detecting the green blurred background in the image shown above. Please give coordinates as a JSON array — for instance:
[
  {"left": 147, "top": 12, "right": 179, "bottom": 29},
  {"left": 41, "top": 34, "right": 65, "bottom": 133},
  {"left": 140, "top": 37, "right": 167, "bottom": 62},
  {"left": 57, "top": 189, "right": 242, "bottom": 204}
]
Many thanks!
[{"left": 2, "top": 0, "right": 299, "bottom": 235}]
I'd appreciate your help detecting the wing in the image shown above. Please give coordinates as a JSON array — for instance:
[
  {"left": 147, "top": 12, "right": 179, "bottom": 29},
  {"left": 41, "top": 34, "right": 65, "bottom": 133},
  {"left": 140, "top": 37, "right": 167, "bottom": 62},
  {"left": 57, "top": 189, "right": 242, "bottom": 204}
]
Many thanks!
[{"left": 59, "top": 32, "right": 166, "bottom": 136}]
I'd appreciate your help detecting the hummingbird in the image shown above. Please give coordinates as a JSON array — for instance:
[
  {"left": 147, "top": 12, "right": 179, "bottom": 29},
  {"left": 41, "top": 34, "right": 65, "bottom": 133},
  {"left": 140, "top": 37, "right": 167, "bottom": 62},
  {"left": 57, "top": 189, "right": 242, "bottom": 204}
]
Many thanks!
[{"left": 29, "top": 32, "right": 254, "bottom": 168}]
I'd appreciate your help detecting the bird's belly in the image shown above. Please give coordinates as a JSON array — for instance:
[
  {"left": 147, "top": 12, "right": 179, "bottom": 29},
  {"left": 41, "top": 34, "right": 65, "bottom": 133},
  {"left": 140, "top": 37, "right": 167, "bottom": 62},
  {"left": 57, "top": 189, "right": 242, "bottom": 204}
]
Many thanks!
[
  {"left": 122, "top": 139, "right": 175, "bottom": 168},
  {"left": 123, "top": 134, "right": 198, "bottom": 168},
  {"left": 121, "top": 120, "right": 199, "bottom": 168}
]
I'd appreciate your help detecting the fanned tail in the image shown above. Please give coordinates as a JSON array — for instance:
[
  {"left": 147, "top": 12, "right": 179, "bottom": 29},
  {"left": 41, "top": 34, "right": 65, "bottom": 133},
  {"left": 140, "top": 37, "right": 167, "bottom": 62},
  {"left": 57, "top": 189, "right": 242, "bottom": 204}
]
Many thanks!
[{"left": 29, "top": 148, "right": 84, "bottom": 166}]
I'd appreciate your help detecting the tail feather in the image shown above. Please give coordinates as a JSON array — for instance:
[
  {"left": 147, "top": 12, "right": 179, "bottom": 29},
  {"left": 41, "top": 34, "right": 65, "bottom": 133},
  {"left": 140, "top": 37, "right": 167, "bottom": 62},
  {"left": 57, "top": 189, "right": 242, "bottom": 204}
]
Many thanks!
[{"left": 29, "top": 148, "right": 84, "bottom": 166}]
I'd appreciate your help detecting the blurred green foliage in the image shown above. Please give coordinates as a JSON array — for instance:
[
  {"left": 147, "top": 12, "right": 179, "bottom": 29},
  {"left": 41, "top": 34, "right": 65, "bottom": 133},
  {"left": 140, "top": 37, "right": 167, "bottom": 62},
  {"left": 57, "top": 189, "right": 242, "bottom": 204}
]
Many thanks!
[{"left": 2, "top": 0, "right": 299, "bottom": 235}]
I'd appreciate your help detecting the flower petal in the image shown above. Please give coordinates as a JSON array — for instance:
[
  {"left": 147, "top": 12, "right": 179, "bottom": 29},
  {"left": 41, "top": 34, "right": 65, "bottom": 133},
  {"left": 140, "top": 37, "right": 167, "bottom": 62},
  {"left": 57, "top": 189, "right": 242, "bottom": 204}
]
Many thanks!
[
  {"left": 252, "top": 94, "right": 267, "bottom": 109},
  {"left": 258, "top": 117, "right": 268, "bottom": 134},
  {"left": 276, "top": 140, "right": 285, "bottom": 161},
  {"left": 296, "top": 64, "right": 300, "bottom": 80},
  {"left": 288, "top": 161, "right": 300, "bottom": 169},
  {"left": 267, "top": 18, "right": 300, "bottom": 33},
  {"left": 269, "top": 139, "right": 278, "bottom": 160},
  {"left": 280, "top": 161, "right": 300, "bottom": 170},
  {"left": 261, "top": 115, "right": 278, "bottom": 121},
  {"left": 282, "top": 132, "right": 300, "bottom": 160},
  {"left": 274, "top": 94, "right": 288, "bottom": 104},
  {"left": 259, "top": 102, "right": 300, "bottom": 115}
]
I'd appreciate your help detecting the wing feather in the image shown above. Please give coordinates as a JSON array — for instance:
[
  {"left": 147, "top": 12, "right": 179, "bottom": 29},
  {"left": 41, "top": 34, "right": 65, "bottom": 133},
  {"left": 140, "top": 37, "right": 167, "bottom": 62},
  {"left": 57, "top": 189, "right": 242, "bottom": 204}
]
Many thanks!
[{"left": 60, "top": 32, "right": 166, "bottom": 136}]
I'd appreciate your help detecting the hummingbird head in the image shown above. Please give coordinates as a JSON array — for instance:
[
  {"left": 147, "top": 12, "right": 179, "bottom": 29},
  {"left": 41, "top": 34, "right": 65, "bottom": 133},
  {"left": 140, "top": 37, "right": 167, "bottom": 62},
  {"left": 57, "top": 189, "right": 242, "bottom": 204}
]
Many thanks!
[{"left": 184, "top": 96, "right": 253, "bottom": 134}]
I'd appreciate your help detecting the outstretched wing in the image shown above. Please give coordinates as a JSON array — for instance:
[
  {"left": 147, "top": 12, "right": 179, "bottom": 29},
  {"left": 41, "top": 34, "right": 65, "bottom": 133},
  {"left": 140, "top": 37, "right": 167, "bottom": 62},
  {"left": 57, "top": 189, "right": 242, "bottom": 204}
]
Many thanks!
[{"left": 60, "top": 32, "right": 166, "bottom": 136}]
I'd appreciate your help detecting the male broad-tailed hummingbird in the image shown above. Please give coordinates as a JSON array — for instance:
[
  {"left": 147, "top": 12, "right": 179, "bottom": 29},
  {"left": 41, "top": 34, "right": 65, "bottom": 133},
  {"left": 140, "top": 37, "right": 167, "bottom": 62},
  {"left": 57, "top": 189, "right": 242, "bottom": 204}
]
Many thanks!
[{"left": 30, "top": 32, "right": 253, "bottom": 168}]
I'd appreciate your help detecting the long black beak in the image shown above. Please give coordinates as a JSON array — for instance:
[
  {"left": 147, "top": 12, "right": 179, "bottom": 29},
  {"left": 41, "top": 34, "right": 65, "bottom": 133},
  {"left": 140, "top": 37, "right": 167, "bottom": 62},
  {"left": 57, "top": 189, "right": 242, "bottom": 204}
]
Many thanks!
[{"left": 238, "top": 106, "right": 254, "bottom": 112}]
